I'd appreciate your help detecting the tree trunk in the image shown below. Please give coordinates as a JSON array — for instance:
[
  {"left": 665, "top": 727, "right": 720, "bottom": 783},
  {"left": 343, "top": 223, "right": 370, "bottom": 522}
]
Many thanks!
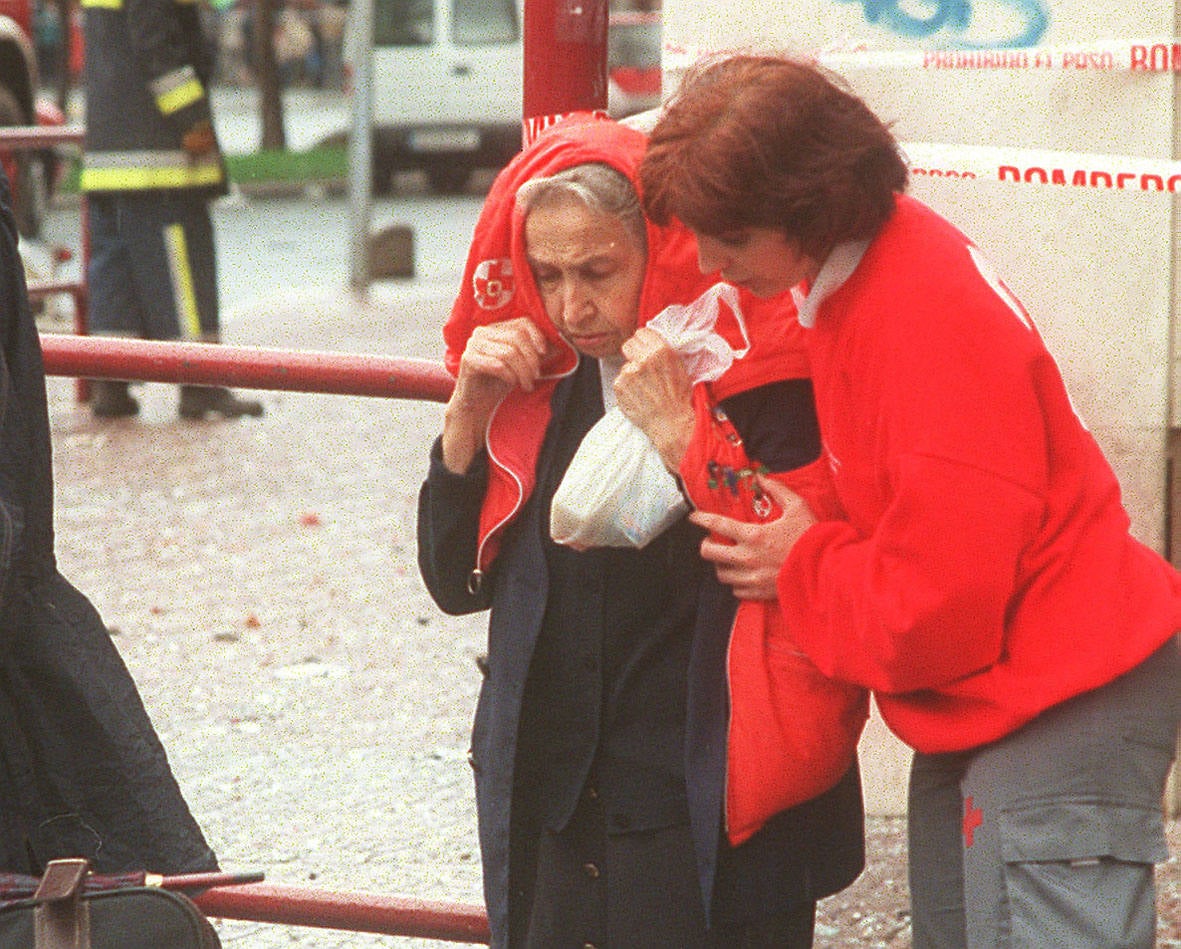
[
  {"left": 252, "top": 0, "right": 286, "bottom": 150},
  {"left": 55, "top": 0, "right": 72, "bottom": 113}
]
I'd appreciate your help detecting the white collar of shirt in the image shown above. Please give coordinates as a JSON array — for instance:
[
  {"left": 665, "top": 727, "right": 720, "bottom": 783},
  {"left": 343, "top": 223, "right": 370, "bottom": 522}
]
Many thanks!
[
  {"left": 597, "top": 355, "right": 622, "bottom": 410},
  {"left": 791, "top": 239, "right": 872, "bottom": 328}
]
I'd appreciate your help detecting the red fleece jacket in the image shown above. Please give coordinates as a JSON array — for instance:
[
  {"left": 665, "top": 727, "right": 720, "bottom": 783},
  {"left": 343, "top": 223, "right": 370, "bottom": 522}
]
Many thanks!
[
  {"left": 781, "top": 194, "right": 1180, "bottom": 753},
  {"left": 679, "top": 384, "right": 868, "bottom": 845},
  {"left": 443, "top": 113, "right": 801, "bottom": 574},
  {"left": 445, "top": 113, "right": 863, "bottom": 846}
]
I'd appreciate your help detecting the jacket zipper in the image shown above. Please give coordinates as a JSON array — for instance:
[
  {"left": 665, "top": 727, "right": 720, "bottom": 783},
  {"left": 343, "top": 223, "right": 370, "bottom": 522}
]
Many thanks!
[{"left": 468, "top": 339, "right": 579, "bottom": 594}]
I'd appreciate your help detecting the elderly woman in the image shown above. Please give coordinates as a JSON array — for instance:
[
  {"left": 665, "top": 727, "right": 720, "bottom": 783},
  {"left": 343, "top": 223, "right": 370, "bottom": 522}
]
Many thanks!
[
  {"left": 627, "top": 54, "right": 1181, "bottom": 948},
  {"left": 417, "top": 114, "right": 864, "bottom": 948}
]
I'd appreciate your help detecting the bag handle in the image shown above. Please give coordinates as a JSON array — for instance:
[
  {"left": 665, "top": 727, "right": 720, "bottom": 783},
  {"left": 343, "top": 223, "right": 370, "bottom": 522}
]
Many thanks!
[
  {"left": 646, "top": 282, "right": 752, "bottom": 384},
  {"left": 33, "top": 859, "right": 90, "bottom": 949}
]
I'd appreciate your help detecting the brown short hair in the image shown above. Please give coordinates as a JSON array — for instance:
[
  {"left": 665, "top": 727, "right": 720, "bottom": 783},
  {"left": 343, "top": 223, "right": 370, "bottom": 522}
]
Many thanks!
[{"left": 641, "top": 55, "right": 908, "bottom": 259}]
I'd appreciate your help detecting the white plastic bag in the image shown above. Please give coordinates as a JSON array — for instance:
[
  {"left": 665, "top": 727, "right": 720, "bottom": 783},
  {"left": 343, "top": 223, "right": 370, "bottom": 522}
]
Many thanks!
[
  {"left": 550, "top": 283, "right": 748, "bottom": 549},
  {"left": 549, "top": 408, "right": 687, "bottom": 548},
  {"left": 645, "top": 282, "right": 749, "bottom": 382}
]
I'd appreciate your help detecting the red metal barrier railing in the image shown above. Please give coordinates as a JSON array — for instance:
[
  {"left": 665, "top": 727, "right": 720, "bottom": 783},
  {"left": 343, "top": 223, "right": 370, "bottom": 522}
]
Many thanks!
[
  {"left": 40, "top": 332, "right": 487, "bottom": 941},
  {"left": 40, "top": 333, "right": 488, "bottom": 941},
  {"left": 0, "top": 124, "right": 86, "bottom": 150},
  {"left": 193, "top": 884, "right": 490, "bottom": 943},
  {"left": 1, "top": 125, "right": 87, "bottom": 315},
  {"left": 39, "top": 334, "right": 456, "bottom": 401}
]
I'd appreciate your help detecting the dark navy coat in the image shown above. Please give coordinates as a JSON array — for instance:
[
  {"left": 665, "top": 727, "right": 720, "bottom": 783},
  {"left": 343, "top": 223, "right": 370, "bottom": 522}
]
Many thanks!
[{"left": 0, "top": 172, "right": 217, "bottom": 874}]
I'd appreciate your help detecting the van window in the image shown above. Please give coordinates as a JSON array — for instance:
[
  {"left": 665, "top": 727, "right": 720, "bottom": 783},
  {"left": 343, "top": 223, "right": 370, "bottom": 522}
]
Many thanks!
[
  {"left": 607, "top": 18, "right": 660, "bottom": 71},
  {"left": 451, "top": 0, "right": 517, "bottom": 45},
  {"left": 374, "top": 0, "right": 434, "bottom": 46}
]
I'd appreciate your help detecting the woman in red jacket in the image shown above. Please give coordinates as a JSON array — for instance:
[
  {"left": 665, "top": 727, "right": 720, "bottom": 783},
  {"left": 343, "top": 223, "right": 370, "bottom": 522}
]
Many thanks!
[{"left": 625, "top": 54, "right": 1181, "bottom": 948}]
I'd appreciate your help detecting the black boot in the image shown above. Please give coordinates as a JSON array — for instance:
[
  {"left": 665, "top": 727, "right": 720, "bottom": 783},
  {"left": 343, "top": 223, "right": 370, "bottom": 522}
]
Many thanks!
[
  {"left": 179, "top": 385, "right": 264, "bottom": 420},
  {"left": 90, "top": 380, "right": 139, "bottom": 418}
]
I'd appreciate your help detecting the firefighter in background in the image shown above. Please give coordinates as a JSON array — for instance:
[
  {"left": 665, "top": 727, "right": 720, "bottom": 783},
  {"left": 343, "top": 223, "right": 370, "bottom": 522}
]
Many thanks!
[{"left": 80, "top": 0, "right": 263, "bottom": 420}]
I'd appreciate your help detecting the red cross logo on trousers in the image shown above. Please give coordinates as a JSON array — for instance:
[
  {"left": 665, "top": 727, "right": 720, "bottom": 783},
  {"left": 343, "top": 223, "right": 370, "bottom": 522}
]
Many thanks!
[
  {"left": 963, "top": 796, "right": 984, "bottom": 848},
  {"left": 473, "top": 258, "right": 514, "bottom": 310}
]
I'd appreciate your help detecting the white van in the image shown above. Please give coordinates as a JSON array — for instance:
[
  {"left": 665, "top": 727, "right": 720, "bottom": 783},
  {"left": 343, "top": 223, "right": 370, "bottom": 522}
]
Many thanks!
[
  {"left": 358, "top": 0, "right": 523, "bottom": 194},
  {"left": 352, "top": 1, "right": 661, "bottom": 194}
]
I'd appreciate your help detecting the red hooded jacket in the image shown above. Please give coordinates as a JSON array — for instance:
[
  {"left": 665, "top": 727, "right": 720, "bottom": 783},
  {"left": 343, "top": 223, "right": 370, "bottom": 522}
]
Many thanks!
[
  {"left": 443, "top": 113, "right": 717, "bottom": 578},
  {"left": 679, "top": 380, "right": 868, "bottom": 845},
  {"left": 443, "top": 113, "right": 864, "bottom": 848}
]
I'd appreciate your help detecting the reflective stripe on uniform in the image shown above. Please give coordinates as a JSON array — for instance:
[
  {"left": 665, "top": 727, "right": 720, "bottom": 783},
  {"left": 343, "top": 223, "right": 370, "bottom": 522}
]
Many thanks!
[
  {"left": 152, "top": 66, "right": 204, "bottom": 115},
  {"left": 80, "top": 150, "right": 223, "bottom": 192},
  {"left": 86, "top": 148, "right": 192, "bottom": 168},
  {"left": 164, "top": 223, "right": 202, "bottom": 340},
  {"left": 81, "top": 0, "right": 197, "bottom": 6},
  {"left": 80, "top": 165, "right": 223, "bottom": 191}
]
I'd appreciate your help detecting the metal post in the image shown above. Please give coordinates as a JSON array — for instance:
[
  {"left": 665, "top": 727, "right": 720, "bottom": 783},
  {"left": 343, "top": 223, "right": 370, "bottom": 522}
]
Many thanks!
[
  {"left": 347, "top": 0, "right": 375, "bottom": 291},
  {"left": 522, "top": 0, "right": 610, "bottom": 147},
  {"left": 76, "top": 194, "right": 91, "bottom": 402}
]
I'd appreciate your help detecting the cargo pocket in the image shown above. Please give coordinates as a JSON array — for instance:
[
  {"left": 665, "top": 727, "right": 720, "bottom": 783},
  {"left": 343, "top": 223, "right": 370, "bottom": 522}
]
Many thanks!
[{"left": 998, "top": 800, "right": 1165, "bottom": 948}]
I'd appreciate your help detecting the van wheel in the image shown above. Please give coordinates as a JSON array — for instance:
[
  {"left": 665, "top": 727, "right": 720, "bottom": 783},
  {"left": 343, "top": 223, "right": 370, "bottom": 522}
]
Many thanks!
[{"left": 427, "top": 163, "right": 472, "bottom": 195}]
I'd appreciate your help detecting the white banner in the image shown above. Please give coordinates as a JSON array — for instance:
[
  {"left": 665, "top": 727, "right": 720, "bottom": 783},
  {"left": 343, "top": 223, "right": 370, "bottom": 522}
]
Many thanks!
[
  {"left": 900, "top": 142, "right": 1181, "bottom": 191},
  {"left": 664, "top": 39, "right": 1181, "bottom": 74}
]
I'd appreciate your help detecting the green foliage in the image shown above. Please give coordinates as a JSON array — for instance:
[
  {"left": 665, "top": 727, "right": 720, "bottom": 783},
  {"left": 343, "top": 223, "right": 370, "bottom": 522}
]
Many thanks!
[
  {"left": 226, "top": 145, "right": 349, "bottom": 183},
  {"left": 56, "top": 145, "right": 350, "bottom": 194}
]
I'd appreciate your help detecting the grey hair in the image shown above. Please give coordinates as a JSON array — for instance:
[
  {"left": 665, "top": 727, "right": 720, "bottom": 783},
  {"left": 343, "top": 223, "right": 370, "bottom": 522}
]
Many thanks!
[{"left": 516, "top": 162, "right": 648, "bottom": 253}]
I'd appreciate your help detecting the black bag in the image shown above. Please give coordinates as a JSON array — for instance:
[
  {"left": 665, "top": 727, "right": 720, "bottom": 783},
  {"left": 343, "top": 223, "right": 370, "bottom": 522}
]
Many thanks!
[{"left": 0, "top": 859, "right": 221, "bottom": 948}]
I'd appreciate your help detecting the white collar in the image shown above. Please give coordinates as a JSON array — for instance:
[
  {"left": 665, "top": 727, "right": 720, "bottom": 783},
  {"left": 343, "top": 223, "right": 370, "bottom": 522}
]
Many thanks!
[
  {"left": 791, "top": 239, "right": 872, "bottom": 328},
  {"left": 597, "top": 355, "right": 622, "bottom": 410}
]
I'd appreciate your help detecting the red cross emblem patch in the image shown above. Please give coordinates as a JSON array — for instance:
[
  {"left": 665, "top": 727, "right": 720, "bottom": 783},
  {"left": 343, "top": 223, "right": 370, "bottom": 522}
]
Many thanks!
[
  {"left": 962, "top": 796, "right": 984, "bottom": 848},
  {"left": 473, "top": 258, "right": 514, "bottom": 310}
]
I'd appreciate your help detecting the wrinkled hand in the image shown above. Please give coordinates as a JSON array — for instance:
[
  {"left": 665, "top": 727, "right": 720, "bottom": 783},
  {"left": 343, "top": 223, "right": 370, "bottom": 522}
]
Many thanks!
[
  {"left": 442, "top": 318, "right": 552, "bottom": 473},
  {"left": 615, "top": 327, "right": 694, "bottom": 469},
  {"left": 454, "top": 317, "right": 550, "bottom": 403},
  {"left": 182, "top": 120, "right": 217, "bottom": 158},
  {"left": 690, "top": 475, "right": 817, "bottom": 600}
]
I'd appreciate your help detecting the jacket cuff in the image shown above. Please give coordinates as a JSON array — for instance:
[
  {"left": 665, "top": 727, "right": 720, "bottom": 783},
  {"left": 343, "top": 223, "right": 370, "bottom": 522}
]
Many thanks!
[{"left": 427, "top": 436, "right": 488, "bottom": 497}]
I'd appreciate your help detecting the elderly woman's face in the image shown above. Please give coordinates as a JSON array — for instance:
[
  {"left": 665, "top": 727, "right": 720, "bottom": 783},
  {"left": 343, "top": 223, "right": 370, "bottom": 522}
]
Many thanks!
[
  {"left": 524, "top": 195, "right": 647, "bottom": 360},
  {"left": 694, "top": 227, "right": 819, "bottom": 298}
]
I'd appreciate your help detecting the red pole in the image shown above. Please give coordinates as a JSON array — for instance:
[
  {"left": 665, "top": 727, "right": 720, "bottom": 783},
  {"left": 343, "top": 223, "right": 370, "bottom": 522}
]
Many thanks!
[
  {"left": 194, "top": 883, "right": 490, "bottom": 943},
  {"left": 39, "top": 335, "right": 456, "bottom": 402},
  {"left": 522, "top": 0, "right": 610, "bottom": 146}
]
